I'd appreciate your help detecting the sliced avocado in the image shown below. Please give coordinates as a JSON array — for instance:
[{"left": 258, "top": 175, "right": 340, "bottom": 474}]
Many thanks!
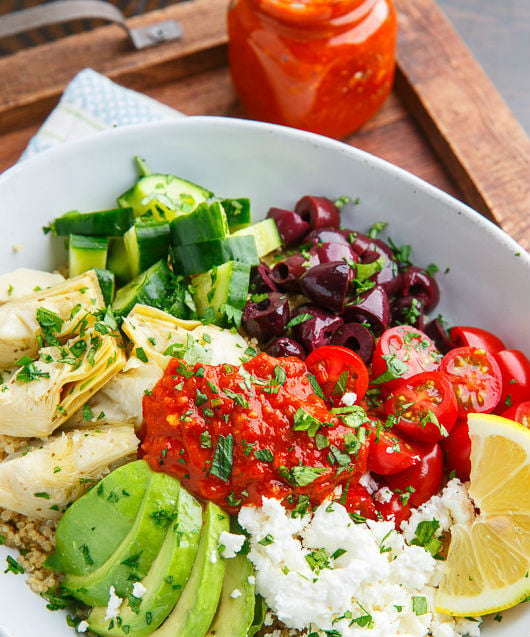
[
  {"left": 150, "top": 501, "right": 229, "bottom": 637},
  {"left": 63, "top": 467, "right": 180, "bottom": 606},
  {"left": 50, "top": 460, "right": 152, "bottom": 576},
  {"left": 205, "top": 553, "right": 256, "bottom": 637},
  {"left": 87, "top": 487, "right": 203, "bottom": 637}
]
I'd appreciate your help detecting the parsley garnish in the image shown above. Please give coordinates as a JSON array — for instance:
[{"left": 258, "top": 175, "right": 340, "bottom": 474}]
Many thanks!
[
  {"left": 36, "top": 307, "right": 64, "bottom": 346},
  {"left": 210, "top": 434, "right": 234, "bottom": 482},
  {"left": 293, "top": 408, "right": 322, "bottom": 437},
  {"left": 279, "top": 464, "right": 326, "bottom": 487}
]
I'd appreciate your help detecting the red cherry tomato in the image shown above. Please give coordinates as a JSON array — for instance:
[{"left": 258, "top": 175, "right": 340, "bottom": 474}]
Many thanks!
[
  {"left": 494, "top": 350, "right": 530, "bottom": 412},
  {"left": 371, "top": 326, "right": 442, "bottom": 393},
  {"left": 440, "top": 418, "right": 471, "bottom": 482},
  {"left": 385, "top": 371, "right": 458, "bottom": 442},
  {"left": 502, "top": 401, "right": 530, "bottom": 429},
  {"left": 305, "top": 345, "right": 369, "bottom": 407},
  {"left": 365, "top": 421, "right": 423, "bottom": 475},
  {"left": 375, "top": 492, "right": 412, "bottom": 528},
  {"left": 440, "top": 346, "right": 502, "bottom": 417},
  {"left": 384, "top": 443, "right": 444, "bottom": 509},
  {"left": 342, "top": 483, "right": 378, "bottom": 520},
  {"left": 449, "top": 325, "right": 506, "bottom": 354}
]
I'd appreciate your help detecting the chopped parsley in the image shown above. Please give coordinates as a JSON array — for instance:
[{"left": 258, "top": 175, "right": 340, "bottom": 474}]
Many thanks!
[{"left": 210, "top": 434, "right": 234, "bottom": 482}]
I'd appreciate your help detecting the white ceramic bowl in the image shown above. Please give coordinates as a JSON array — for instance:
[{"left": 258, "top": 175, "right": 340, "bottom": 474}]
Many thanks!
[{"left": 0, "top": 117, "right": 528, "bottom": 637}]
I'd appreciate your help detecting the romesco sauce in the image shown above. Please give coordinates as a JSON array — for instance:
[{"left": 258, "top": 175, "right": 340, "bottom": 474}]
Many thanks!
[
  {"left": 140, "top": 353, "right": 369, "bottom": 514},
  {"left": 227, "top": 0, "right": 397, "bottom": 138}
]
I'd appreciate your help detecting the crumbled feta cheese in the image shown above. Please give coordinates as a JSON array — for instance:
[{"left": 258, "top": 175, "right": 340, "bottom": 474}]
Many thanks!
[
  {"left": 77, "top": 620, "right": 89, "bottom": 633},
  {"left": 230, "top": 588, "right": 242, "bottom": 599},
  {"left": 218, "top": 531, "right": 245, "bottom": 558},
  {"left": 104, "top": 585, "right": 123, "bottom": 621},
  {"left": 210, "top": 549, "right": 218, "bottom": 564},
  {"left": 340, "top": 392, "right": 357, "bottom": 406},
  {"left": 359, "top": 471, "right": 378, "bottom": 495},
  {"left": 132, "top": 581, "right": 147, "bottom": 598},
  {"left": 247, "top": 575, "right": 256, "bottom": 585},
  {"left": 374, "top": 486, "right": 393, "bottom": 504}
]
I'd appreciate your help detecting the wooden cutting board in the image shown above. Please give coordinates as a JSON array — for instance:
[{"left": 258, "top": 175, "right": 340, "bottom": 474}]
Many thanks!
[{"left": 0, "top": 0, "right": 528, "bottom": 249}]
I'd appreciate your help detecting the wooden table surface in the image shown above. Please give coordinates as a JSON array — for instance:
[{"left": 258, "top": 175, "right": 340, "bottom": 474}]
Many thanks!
[{"left": 0, "top": 0, "right": 529, "bottom": 249}]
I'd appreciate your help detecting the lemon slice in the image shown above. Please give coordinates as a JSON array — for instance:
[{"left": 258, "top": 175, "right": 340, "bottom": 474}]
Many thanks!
[{"left": 435, "top": 413, "right": 530, "bottom": 616}]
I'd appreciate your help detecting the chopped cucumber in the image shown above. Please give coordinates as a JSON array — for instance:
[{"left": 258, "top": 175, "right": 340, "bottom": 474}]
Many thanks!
[
  {"left": 117, "top": 174, "right": 213, "bottom": 220},
  {"left": 193, "top": 261, "right": 251, "bottom": 326},
  {"left": 93, "top": 268, "right": 116, "bottom": 305},
  {"left": 48, "top": 208, "right": 134, "bottom": 237},
  {"left": 68, "top": 234, "right": 108, "bottom": 277},
  {"left": 112, "top": 260, "right": 178, "bottom": 317},
  {"left": 170, "top": 236, "right": 259, "bottom": 276},
  {"left": 220, "top": 198, "right": 252, "bottom": 232},
  {"left": 170, "top": 201, "right": 229, "bottom": 246},
  {"left": 124, "top": 219, "right": 171, "bottom": 278},
  {"left": 232, "top": 218, "right": 281, "bottom": 257},
  {"left": 107, "top": 237, "right": 133, "bottom": 284}
]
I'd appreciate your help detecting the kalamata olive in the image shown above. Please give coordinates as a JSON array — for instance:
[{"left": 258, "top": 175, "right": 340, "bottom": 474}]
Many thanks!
[
  {"left": 300, "top": 261, "right": 353, "bottom": 314},
  {"left": 310, "top": 242, "right": 358, "bottom": 264},
  {"left": 331, "top": 323, "right": 374, "bottom": 365},
  {"left": 391, "top": 295, "right": 426, "bottom": 329},
  {"left": 242, "top": 293, "right": 290, "bottom": 343},
  {"left": 348, "top": 231, "right": 373, "bottom": 256},
  {"left": 400, "top": 266, "right": 440, "bottom": 313},
  {"left": 304, "top": 228, "right": 352, "bottom": 246},
  {"left": 292, "top": 304, "right": 343, "bottom": 352},
  {"left": 267, "top": 207, "right": 310, "bottom": 247},
  {"left": 266, "top": 337, "right": 307, "bottom": 359},
  {"left": 343, "top": 286, "right": 390, "bottom": 336},
  {"left": 360, "top": 248, "right": 401, "bottom": 296},
  {"left": 250, "top": 262, "right": 278, "bottom": 294},
  {"left": 424, "top": 317, "right": 452, "bottom": 354},
  {"left": 271, "top": 253, "right": 317, "bottom": 292},
  {"left": 295, "top": 196, "right": 340, "bottom": 229}
]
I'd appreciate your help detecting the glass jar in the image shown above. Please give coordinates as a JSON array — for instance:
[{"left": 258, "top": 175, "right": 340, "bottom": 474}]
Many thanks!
[{"left": 227, "top": 0, "right": 397, "bottom": 139}]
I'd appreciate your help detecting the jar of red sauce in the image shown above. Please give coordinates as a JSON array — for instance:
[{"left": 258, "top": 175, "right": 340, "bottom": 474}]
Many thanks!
[{"left": 227, "top": 0, "right": 397, "bottom": 139}]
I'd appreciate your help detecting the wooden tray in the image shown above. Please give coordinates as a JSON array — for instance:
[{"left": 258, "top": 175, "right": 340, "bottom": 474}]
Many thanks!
[{"left": 1, "top": 0, "right": 529, "bottom": 249}]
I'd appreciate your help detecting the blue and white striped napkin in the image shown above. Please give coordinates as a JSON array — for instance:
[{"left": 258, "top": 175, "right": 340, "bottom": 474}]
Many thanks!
[{"left": 21, "top": 68, "right": 182, "bottom": 159}]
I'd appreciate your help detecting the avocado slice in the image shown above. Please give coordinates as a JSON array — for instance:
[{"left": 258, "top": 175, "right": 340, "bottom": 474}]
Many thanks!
[
  {"left": 205, "top": 553, "right": 256, "bottom": 637},
  {"left": 63, "top": 467, "right": 181, "bottom": 606},
  {"left": 150, "top": 501, "right": 229, "bottom": 637},
  {"left": 87, "top": 487, "right": 203, "bottom": 636},
  {"left": 50, "top": 460, "right": 152, "bottom": 576}
]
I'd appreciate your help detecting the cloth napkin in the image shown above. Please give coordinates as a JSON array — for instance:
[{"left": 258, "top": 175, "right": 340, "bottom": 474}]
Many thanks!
[{"left": 21, "top": 68, "right": 183, "bottom": 160}]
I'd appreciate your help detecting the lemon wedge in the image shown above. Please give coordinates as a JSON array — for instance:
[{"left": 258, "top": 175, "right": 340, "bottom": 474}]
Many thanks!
[{"left": 435, "top": 412, "right": 530, "bottom": 616}]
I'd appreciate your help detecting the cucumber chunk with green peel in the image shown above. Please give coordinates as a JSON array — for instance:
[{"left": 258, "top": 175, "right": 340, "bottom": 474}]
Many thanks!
[
  {"left": 48, "top": 208, "right": 134, "bottom": 237},
  {"left": 170, "top": 201, "right": 229, "bottom": 246},
  {"left": 170, "top": 236, "right": 259, "bottom": 276},
  {"left": 112, "top": 260, "right": 176, "bottom": 317},
  {"left": 93, "top": 268, "right": 116, "bottom": 305},
  {"left": 107, "top": 237, "right": 133, "bottom": 284},
  {"left": 87, "top": 487, "right": 203, "bottom": 637},
  {"left": 124, "top": 220, "right": 171, "bottom": 277},
  {"left": 69, "top": 234, "right": 108, "bottom": 277},
  {"left": 232, "top": 218, "right": 282, "bottom": 257},
  {"left": 50, "top": 461, "right": 152, "bottom": 576},
  {"left": 118, "top": 174, "right": 213, "bottom": 220},
  {"left": 62, "top": 466, "right": 181, "bottom": 606},
  {"left": 150, "top": 501, "right": 229, "bottom": 637},
  {"left": 220, "top": 198, "right": 251, "bottom": 232},
  {"left": 205, "top": 553, "right": 256, "bottom": 637},
  {"left": 193, "top": 261, "right": 250, "bottom": 326}
]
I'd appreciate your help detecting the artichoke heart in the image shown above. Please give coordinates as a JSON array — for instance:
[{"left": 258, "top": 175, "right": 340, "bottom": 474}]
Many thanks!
[
  {"left": 122, "top": 303, "right": 249, "bottom": 368},
  {"left": 0, "top": 424, "right": 139, "bottom": 520},
  {"left": 0, "top": 268, "right": 65, "bottom": 304},
  {"left": 0, "top": 270, "right": 105, "bottom": 367},
  {"left": 0, "top": 330, "right": 126, "bottom": 438}
]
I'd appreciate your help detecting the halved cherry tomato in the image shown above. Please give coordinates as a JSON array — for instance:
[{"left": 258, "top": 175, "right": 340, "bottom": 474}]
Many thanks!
[
  {"left": 342, "top": 483, "right": 378, "bottom": 520},
  {"left": 449, "top": 325, "right": 506, "bottom": 354},
  {"left": 384, "top": 443, "right": 444, "bottom": 509},
  {"left": 440, "top": 418, "right": 471, "bottom": 481},
  {"left": 365, "top": 420, "right": 423, "bottom": 475},
  {"left": 494, "top": 349, "right": 530, "bottom": 412},
  {"left": 375, "top": 492, "right": 411, "bottom": 528},
  {"left": 305, "top": 345, "right": 369, "bottom": 407},
  {"left": 371, "top": 326, "right": 442, "bottom": 394},
  {"left": 440, "top": 346, "right": 502, "bottom": 417},
  {"left": 385, "top": 371, "right": 458, "bottom": 442},
  {"left": 502, "top": 401, "right": 530, "bottom": 428}
]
